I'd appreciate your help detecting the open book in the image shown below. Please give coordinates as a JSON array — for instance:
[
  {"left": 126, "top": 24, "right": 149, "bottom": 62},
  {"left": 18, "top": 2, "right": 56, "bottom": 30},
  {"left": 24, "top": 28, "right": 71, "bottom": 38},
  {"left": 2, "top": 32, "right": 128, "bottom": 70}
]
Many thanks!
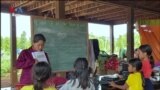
[{"left": 32, "top": 51, "right": 48, "bottom": 63}]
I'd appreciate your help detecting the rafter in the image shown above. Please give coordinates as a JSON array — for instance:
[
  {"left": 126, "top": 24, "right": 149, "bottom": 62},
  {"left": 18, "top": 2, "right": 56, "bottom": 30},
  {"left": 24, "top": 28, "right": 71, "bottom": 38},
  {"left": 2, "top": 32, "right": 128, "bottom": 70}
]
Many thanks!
[
  {"left": 39, "top": 3, "right": 55, "bottom": 13},
  {"left": 27, "top": 1, "right": 55, "bottom": 11},
  {"left": 88, "top": 8, "right": 127, "bottom": 19},
  {"left": 98, "top": 13, "right": 127, "bottom": 21}
]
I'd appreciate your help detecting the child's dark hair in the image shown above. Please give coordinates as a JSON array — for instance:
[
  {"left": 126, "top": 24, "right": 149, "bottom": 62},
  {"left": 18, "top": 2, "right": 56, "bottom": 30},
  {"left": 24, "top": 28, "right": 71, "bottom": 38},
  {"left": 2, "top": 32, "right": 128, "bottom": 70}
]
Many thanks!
[
  {"left": 139, "top": 44, "right": 154, "bottom": 68},
  {"left": 128, "top": 58, "right": 142, "bottom": 71},
  {"left": 129, "top": 58, "right": 145, "bottom": 87},
  {"left": 134, "top": 48, "right": 138, "bottom": 52},
  {"left": 33, "top": 62, "right": 51, "bottom": 90},
  {"left": 72, "top": 57, "right": 91, "bottom": 89},
  {"left": 33, "top": 33, "right": 46, "bottom": 43}
]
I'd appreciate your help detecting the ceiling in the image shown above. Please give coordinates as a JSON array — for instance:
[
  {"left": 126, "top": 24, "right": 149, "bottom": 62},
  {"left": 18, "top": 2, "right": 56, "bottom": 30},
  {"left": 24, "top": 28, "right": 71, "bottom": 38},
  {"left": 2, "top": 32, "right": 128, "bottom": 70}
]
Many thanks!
[{"left": 1, "top": 0, "right": 160, "bottom": 24}]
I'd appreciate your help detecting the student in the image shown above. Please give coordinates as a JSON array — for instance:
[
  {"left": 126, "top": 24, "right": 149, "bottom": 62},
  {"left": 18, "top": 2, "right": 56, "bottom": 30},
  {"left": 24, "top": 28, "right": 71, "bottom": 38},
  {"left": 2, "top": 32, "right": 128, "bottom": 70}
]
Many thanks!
[
  {"left": 109, "top": 58, "right": 144, "bottom": 90},
  {"left": 46, "top": 73, "right": 67, "bottom": 89},
  {"left": 21, "top": 62, "right": 56, "bottom": 90},
  {"left": 139, "top": 44, "right": 154, "bottom": 90},
  {"left": 134, "top": 48, "right": 139, "bottom": 58},
  {"left": 59, "top": 57, "right": 95, "bottom": 90},
  {"left": 15, "top": 33, "right": 49, "bottom": 84}
]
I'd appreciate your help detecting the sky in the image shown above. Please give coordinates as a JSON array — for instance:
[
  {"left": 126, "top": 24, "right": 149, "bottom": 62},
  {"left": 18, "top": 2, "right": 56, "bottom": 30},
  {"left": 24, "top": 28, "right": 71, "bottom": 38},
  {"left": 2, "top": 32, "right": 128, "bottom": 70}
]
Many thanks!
[{"left": 1, "top": 13, "right": 31, "bottom": 38}]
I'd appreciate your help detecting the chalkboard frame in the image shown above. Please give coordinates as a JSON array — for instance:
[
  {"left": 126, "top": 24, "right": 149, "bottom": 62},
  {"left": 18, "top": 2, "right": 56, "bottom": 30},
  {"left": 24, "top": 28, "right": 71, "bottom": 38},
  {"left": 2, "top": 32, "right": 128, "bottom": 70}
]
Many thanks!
[{"left": 31, "top": 16, "right": 89, "bottom": 72}]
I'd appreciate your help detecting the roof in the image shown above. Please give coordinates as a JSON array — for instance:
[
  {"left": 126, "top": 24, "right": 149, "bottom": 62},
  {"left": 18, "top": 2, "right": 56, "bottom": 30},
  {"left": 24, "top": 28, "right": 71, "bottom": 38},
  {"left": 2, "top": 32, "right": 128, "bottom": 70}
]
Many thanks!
[{"left": 1, "top": 0, "right": 160, "bottom": 24}]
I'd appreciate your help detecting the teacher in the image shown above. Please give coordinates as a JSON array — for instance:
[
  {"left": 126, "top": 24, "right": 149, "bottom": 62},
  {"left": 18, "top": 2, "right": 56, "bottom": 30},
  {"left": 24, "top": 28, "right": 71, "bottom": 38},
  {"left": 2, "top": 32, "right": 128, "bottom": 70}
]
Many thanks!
[{"left": 15, "top": 33, "right": 49, "bottom": 85}]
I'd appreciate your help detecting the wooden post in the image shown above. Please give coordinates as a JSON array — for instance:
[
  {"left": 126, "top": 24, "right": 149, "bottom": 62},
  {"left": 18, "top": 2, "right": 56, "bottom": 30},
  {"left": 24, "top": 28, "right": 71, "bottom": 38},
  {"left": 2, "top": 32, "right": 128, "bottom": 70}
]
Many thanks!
[
  {"left": 10, "top": 14, "right": 18, "bottom": 87},
  {"left": 110, "top": 24, "right": 114, "bottom": 54},
  {"left": 55, "top": 1, "right": 65, "bottom": 19},
  {"left": 127, "top": 7, "right": 134, "bottom": 60}
]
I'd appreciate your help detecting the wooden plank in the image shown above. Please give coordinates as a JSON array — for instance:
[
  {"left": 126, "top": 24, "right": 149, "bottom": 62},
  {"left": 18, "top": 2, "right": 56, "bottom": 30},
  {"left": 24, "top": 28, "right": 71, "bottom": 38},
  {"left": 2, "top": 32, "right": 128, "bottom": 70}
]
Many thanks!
[
  {"left": 97, "top": 12, "right": 127, "bottom": 20},
  {"left": 55, "top": 1, "right": 65, "bottom": 19},
  {"left": 65, "top": 1, "right": 95, "bottom": 14},
  {"left": 71, "top": 3, "right": 105, "bottom": 17},
  {"left": 110, "top": 24, "right": 114, "bottom": 54},
  {"left": 27, "top": 1, "right": 55, "bottom": 11},
  {"left": 104, "top": 17, "right": 127, "bottom": 23},
  {"left": 39, "top": 3, "right": 55, "bottom": 13},
  {"left": 85, "top": 6, "right": 119, "bottom": 18},
  {"left": 88, "top": 7, "right": 125, "bottom": 19},
  {"left": 10, "top": 14, "right": 18, "bottom": 88},
  {"left": 127, "top": 7, "right": 134, "bottom": 60}
]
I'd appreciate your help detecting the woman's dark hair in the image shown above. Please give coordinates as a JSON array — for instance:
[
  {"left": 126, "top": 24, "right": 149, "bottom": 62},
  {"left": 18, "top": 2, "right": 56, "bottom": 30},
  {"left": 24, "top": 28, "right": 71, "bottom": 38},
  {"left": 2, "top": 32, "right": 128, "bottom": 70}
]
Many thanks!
[
  {"left": 72, "top": 57, "right": 90, "bottom": 89},
  {"left": 129, "top": 58, "right": 145, "bottom": 87},
  {"left": 33, "top": 62, "right": 51, "bottom": 90},
  {"left": 33, "top": 33, "right": 46, "bottom": 43},
  {"left": 139, "top": 44, "right": 154, "bottom": 68}
]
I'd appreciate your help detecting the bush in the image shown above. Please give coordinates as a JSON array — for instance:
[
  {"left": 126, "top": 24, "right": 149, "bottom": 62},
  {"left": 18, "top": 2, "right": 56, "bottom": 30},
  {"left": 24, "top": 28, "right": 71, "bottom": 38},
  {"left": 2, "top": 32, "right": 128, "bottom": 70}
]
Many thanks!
[{"left": 1, "top": 55, "right": 11, "bottom": 77}]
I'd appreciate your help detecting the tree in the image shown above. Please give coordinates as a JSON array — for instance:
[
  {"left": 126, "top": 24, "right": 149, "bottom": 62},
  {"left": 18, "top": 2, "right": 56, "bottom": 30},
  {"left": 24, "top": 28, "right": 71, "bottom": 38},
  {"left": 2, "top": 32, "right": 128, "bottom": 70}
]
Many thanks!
[
  {"left": 115, "top": 34, "right": 127, "bottom": 55},
  {"left": 17, "top": 31, "right": 30, "bottom": 49},
  {"left": 134, "top": 33, "right": 140, "bottom": 49},
  {"left": 1, "top": 37, "right": 10, "bottom": 55}
]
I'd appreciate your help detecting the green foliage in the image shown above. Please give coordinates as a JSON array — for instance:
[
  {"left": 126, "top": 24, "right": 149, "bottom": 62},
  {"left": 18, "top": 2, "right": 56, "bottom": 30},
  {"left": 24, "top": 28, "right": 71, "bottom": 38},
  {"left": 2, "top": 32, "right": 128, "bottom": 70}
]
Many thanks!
[
  {"left": 17, "top": 31, "right": 31, "bottom": 49},
  {"left": 1, "top": 37, "right": 10, "bottom": 55},
  {"left": 89, "top": 32, "right": 140, "bottom": 58},
  {"left": 89, "top": 33, "right": 110, "bottom": 54},
  {"left": 114, "top": 34, "right": 127, "bottom": 55},
  {"left": 1, "top": 55, "right": 10, "bottom": 77},
  {"left": 134, "top": 33, "right": 141, "bottom": 49},
  {"left": 1, "top": 31, "right": 31, "bottom": 77}
]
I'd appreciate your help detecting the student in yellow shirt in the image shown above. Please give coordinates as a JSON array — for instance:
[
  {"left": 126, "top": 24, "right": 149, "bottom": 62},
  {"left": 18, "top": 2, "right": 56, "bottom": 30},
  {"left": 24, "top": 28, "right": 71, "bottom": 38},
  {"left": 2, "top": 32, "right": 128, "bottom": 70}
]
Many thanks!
[
  {"left": 109, "top": 58, "right": 144, "bottom": 90},
  {"left": 21, "top": 62, "right": 56, "bottom": 90}
]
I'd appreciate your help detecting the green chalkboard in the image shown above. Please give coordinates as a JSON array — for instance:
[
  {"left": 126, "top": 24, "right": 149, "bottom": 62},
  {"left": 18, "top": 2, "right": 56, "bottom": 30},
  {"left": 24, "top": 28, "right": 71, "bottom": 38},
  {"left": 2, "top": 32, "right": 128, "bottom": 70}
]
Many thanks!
[{"left": 33, "top": 17, "right": 88, "bottom": 71}]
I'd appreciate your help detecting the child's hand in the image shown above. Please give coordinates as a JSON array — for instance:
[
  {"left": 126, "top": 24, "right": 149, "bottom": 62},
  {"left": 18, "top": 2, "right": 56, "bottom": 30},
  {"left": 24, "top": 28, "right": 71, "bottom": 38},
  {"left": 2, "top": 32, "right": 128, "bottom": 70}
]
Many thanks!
[
  {"left": 35, "top": 59, "right": 38, "bottom": 64},
  {"left": 118, "top": 75, "right": 123, "bottom": 79},
  {"left": 109, "top": 81, "right": 116, "bottom": 87}
]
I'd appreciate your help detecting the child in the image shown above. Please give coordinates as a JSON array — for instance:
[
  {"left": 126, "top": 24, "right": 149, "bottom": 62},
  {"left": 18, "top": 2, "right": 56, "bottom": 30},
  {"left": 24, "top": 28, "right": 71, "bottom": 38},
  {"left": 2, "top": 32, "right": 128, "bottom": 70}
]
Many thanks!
[
  {"left": 46, "top": 73, "right": 67, "bottom": 89},
  {"left": 139, "top": 44, "right": 154, "bottom": 90},
  {"left": 109, "top": 58, "right": 144, "bottom": 90},
  {"left": 134, "top": 48, "right": 139, "bottom": 58},
  {"left": 59, "top": 57, "right": 95, "bottom": 90},
  {"left": 21, "top": 62, "right": 56, "bottom": 90}
]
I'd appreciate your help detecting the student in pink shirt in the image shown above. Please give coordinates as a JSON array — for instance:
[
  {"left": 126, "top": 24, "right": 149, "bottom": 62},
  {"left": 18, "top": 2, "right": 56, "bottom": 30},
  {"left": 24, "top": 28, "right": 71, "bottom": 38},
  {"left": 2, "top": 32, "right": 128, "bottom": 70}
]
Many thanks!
[
  {"left": 139, "top": 44, "right": 154, "bottom": 90},
  {"left": 15, "top": 33, "right": 49, "bottom": 85}
]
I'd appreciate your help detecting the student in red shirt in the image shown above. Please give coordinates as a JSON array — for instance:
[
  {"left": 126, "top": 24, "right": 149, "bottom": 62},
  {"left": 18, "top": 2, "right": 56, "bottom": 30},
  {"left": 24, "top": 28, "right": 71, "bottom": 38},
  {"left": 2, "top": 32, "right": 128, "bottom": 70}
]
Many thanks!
[{"left": 139, "top": 44, "right": 154, "bottom": 90}]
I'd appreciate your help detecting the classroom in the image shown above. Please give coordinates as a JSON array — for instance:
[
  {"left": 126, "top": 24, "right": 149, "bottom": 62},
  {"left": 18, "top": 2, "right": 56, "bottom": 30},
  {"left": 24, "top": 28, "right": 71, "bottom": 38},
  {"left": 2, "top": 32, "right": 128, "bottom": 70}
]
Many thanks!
[{"left": 1, "top": 0, "right": 160, "bottom": 90}]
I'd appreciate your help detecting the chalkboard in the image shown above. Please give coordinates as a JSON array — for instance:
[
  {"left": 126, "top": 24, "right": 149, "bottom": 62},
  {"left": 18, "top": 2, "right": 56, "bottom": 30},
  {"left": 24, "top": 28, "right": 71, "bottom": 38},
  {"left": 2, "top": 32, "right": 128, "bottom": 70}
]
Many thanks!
[{"left": 33, "top": 17, "right": 88, "bottom": 71}]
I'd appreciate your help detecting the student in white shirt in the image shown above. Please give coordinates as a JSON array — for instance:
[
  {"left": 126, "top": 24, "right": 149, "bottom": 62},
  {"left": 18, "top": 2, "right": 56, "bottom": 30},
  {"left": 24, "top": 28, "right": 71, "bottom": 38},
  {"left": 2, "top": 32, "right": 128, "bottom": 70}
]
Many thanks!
[{"left": 60, "top": 57, "right": 95, "bottom": 90}]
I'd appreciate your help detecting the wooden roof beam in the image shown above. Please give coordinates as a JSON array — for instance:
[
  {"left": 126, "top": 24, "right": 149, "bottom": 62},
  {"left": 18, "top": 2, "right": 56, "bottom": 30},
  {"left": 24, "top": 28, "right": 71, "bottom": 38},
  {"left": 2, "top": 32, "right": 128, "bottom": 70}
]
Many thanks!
[
  {"left": 103, "top": 1, "right": 160, "bottom": 14},
  {"left": 88, "top": 8, "right": 127, "bottom": 19},
  {"left": 104, "top": 17, "right": 127, "bottom": 23},
  {"left": 65, "top": 1, "right": 95, "bottom": 14},
  {"left": 39, "top": 3, "right": 55, "bottom": 13},
  {"left": 98, "top": 14, "right": 127, "bottom": 21},
  {"left": 65, "top": 1, "right": 77, "bottom": 6},
  {"left": 70, "top": 3, "right": 106, "bottom": 17},
  {"left": 12, "top": 1, "right": 30, "bottom": 8},
  {"left": 27, "top": 1, "right": 55, "bottom": 11},
  {"left": 85, "top": 6, "right": 119, "bottom": 18}
]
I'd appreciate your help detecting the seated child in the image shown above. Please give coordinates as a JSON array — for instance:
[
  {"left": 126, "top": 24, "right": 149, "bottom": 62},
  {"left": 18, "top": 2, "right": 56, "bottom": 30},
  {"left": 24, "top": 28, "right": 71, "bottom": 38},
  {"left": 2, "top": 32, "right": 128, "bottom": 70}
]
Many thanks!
[
  {"left": 46, "top": 73, "right": 67, "bottom": 89},
  {"left": 21, "top": 62, "right": 56, "bottom": 90},
  {"left": 59, "top": 57, "right": 95, "bottom": 90},
  {"left": 109, "top": 58, "right": 144, "bottom": 90}
]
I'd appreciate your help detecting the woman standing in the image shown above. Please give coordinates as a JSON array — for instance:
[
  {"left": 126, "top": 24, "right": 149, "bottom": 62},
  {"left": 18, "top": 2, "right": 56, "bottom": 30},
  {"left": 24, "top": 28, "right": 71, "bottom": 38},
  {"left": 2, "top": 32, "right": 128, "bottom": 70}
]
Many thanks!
[{"left": 16, "top": 33, "right": 49, "bottom": 85}]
